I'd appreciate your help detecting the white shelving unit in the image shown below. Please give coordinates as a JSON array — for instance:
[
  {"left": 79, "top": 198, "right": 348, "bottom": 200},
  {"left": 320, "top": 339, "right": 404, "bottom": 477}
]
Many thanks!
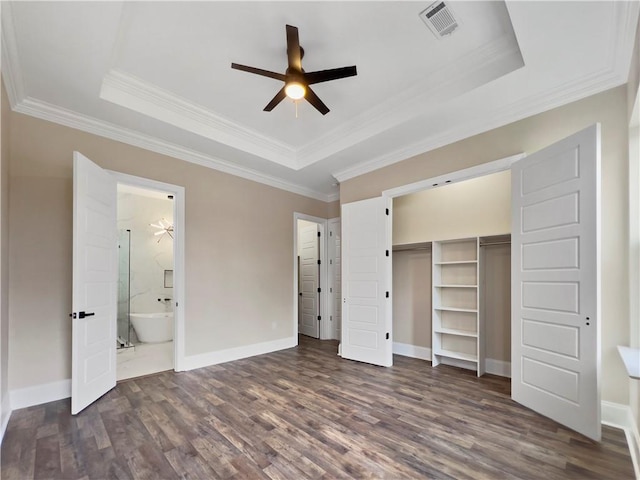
[{"left": 432, "top": 237, "right": 485, "bottom": 376}]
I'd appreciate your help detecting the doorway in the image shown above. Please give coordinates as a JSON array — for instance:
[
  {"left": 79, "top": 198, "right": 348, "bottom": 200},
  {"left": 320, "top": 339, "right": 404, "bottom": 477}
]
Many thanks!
[
  {"left": 115, "top": 184, "right": 175, "bottom": 380},
  {"left": 293, "top": 213, "right": 335, "bottom": 340}
]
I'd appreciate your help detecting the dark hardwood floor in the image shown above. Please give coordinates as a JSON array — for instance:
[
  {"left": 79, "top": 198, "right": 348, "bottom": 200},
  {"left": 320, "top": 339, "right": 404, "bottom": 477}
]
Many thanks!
[{"left": 1, "top": 336, "right": 634, "bottom": 479}]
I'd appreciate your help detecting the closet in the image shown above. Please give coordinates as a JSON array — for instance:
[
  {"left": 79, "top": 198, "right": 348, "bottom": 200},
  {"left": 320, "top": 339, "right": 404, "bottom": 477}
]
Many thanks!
[{"left": 391, "top": 170, "right": 512, "bottom": 377}]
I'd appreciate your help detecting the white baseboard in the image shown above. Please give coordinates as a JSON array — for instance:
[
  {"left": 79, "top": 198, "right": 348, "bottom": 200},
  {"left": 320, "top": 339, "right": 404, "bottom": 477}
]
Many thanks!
[
  {"left": 10, "top": 379, "right": 71, "bottom": 410},
  {"left": 0, "top": 393, "right": 11, "bottom": 445},
  {"left": 602, "top": 401, "right": 640, "bottom": 479},
  {"left": 393, "top": 342, "right": 431, "bottom": 360},
  {"left": 485, "top": 358, "right": 511, "bottom": 378},
  {"left": 182, "top": 336, "right": 297, "bottom": 371},
  {"left": 392, "top": 342, "right": 511, "bottom": 378}
]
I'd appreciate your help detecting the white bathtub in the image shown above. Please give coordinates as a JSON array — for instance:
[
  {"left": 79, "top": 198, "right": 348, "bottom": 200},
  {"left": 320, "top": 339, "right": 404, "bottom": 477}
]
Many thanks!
[{"left": 130, "top": 312, "right": 174, "bottom": 343}]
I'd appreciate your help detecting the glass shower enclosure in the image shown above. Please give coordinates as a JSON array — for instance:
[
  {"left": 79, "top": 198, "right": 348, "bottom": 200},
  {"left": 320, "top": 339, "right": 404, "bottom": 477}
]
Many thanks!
[{"left": 117, "top": 229, "right": 133, "bottom": 348}]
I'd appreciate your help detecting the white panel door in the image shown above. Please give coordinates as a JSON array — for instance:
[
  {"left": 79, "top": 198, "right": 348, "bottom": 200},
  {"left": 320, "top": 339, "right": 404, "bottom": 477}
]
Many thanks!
[
  {"left": 72, "top": 152, "right": 117, "bottom": 414},
  {"left": 512, "top": 124, "right": 600, "bottom": 440},
  {"left": 341, "top": 197, "right": 392, "bottom": 367},
  {"left": 299, "top": 223, "right": 320, "bottom": 338}
]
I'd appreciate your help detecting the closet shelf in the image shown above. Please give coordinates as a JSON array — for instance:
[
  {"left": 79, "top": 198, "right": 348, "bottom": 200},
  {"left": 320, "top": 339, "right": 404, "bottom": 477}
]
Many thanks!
[
  {"left": 434, "top": 260, "right": 477, "bottom": 265},
  {"left": 434, "top": 306, "right": 478, "bottom": 313},
  {"left": 434, "top": 328, "right": 478, "bottom": 338},
  {"left": 434, "top": 284, "right": 478, "bottom": 289},
  {"left": 433, "top": 349, "right": 477, "bottom": 362}
]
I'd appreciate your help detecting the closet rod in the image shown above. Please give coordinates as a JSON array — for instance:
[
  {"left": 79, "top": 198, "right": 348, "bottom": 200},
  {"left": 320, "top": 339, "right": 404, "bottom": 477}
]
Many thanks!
[{"left": 480, "top": 241, "right": 511, "bottom": 247}]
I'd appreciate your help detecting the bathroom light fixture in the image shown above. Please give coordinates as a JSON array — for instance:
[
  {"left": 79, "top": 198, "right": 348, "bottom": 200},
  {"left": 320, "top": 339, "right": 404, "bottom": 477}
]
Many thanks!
[{"left": 150, "top": 218, "right": 173, "bottom": 243}]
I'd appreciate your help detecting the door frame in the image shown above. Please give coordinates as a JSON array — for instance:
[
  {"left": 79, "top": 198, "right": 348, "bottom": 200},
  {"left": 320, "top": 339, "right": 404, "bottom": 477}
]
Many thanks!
[
  {"left": 293, "top": 213, "right": 329, "bottom": 340},
  {"left": 328, "top": 217, "right": 341, "bottom": 340},
  {"left": 381, "top": 153, "right": 525, "bottom": 363},
  {"left": 108, "top": 170, "right": 186, "bottom": 371}
]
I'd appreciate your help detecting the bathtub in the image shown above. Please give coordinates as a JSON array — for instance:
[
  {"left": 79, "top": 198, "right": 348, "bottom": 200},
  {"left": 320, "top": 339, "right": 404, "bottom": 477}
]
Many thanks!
[{"left": 130, "top": 312, "right": 174, "bottom": 343}]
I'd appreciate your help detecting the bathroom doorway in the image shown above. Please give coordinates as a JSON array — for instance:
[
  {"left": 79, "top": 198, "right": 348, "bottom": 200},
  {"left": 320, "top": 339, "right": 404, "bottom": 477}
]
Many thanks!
[{"left": 115, "top": 184, "right": 176, "bottom": 380}]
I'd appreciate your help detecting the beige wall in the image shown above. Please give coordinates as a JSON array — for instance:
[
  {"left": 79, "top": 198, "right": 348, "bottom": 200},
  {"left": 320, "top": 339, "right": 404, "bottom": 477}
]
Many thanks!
[
  {"left": 393, "top": 171, "right": 510, "bottom": 245},
  {"left": 392, "top": 249, "right": 431, "bottom": 348},
  {"left": 1, "top": 82, "right": 10, "bottom": 427},
  {"left": 7, "top": 111, "right": 333, "bottom": 391},
  {"left": 392, "top": 243, "right": 510, "bottom": 363},
  {"left": 342, "top": 86, "right": 630, "bottom": 404}
]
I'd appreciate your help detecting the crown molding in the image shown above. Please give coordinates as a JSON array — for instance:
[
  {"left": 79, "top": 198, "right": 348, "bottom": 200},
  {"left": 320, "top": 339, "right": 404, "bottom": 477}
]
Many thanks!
[
  {"left": 333, "top": 1, "right": 638, "bottom": 183},
  {"left": 14, "top": 96, "right": 334, "bottom": 202},
  {"left": 1, "top": 1, "right": 25, "bottom": 108},
  {"left": 100, "top": 69, "right": 298, "bottom": 169},
  {"left": 297, "top": 34, "right": 523, "bottom": 169},
  {"left": 333, "top": 65, "right": 625, "bottom": 183}
]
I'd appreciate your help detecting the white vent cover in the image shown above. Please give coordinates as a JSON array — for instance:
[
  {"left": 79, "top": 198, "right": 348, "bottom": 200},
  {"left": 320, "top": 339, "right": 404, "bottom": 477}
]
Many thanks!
[{"left": 419, "top": 2, "right": 459, "bottom": 38}]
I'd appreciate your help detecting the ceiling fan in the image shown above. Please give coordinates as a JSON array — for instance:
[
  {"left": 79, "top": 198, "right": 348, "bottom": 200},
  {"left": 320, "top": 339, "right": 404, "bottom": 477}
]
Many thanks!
[{"left": 231, "top": 24, "right": 357, "bottom": 115}]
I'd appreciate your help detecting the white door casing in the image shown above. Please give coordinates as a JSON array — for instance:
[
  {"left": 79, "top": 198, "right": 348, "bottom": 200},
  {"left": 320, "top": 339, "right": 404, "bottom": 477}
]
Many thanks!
[
  {"left": 299, "top": 222, "right": 320, "bottom": 338},
  {"left": 341, "top": 196, "right": 392, "bottom": 367},
  {"left": 328, "top": 218, "right": 342, "bottom": 341},
  {"left": 511, "top": 124, "right": 601, "bottom": 441},
  {"left": 72, "top": 152, "right": 118, "bottom": 414}
]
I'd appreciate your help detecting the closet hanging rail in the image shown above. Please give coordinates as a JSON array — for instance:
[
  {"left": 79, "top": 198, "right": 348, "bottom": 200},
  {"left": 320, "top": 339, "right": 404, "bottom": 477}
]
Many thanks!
[{"left": 479, "top": 241, "right": 511, "bottom": 247}]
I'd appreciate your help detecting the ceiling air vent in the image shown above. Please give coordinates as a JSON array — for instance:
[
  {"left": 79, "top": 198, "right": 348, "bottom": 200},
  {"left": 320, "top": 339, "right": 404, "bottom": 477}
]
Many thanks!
[{"left": 419, "top": 2, "right": 459, "bottom": 38}]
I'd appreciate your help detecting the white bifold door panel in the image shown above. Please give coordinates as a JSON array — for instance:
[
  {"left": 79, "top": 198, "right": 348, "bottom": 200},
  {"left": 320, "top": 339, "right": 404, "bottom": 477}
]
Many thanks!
[
  {"left": 299, "top": 223, "right": 320, "bottom": 338},
  {"left": 511, "top": 124, "right": 601, "bottom": 441},
  {"left": 72, "top": 152, "right": 118, "bottom": 414},
  {"left": 341, "top": 197, "right": 392, "bottom": 367}
]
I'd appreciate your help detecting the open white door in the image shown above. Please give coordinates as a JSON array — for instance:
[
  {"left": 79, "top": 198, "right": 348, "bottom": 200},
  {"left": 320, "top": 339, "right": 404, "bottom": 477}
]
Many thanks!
[
  {"left": 72, "top": 152, "right": 117, "bottom": 414},
  {"left": 512, "top": 124, "right": 601, "bottom": 440},
  {"left": 341, "top": 196, "right": 392, "bottom": 367},
  {"left": 299, "top": 222, "right": 320, "bottom": 338}
]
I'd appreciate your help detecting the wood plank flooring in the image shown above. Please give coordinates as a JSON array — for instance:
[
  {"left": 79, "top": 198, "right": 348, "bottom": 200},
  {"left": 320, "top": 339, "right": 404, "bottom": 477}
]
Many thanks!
[{"left": 1, "top": 336, "right": 634, "bottom": 479}]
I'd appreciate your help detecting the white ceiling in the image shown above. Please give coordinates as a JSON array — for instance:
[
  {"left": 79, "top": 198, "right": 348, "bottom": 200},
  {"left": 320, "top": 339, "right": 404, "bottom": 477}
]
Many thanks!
[{"left": 2, "top": 1, "right": 638, "bottom": 201}]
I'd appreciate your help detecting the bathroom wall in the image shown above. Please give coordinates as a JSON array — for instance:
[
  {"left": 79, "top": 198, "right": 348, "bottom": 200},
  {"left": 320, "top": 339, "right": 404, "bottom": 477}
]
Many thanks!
[{"left": 117, "top": 188, "right": 174, "bottom": 332}]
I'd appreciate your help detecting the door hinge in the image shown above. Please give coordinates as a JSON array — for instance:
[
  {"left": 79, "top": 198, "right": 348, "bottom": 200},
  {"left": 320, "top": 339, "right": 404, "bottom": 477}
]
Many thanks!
[
  {"left": 386, "top": 332, "right": 390, "bottom": 340},
  {"left": 330, "top": 287, "right": 333, "bottom": 293},
  {"left": 330, "top": 231, "right": 333, "bottom": 237},
  {"left": 318, "top": 231, "right": 321, "bottom": 237},
  {"left": 317, "top": 259, "right": 321, "bottom": 265},
  {"left": 317, "top": 315, "right": 321, "bottom": 321},
  {"left": 330, "top": 259, "right": 333, "bottom": 265},
  {"left": 386, "top": 291, "right": 389, "bottom": 298},
  {"left": 317, "top": 287, "right": 321, "bottom": 293},
  {"left": 385, "top": 250, "right": 389, "bottom": 257},
  {"left": 385, "top": 208, "right": 389, "bottom": 215}
]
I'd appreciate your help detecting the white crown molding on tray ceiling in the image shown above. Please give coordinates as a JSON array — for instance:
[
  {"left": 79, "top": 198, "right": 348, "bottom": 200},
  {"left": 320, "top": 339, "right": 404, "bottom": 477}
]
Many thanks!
[
  {"left": 1, "top": 1, "right": 638, "bottom": 202},
  {"left": 99, "top": 32, "right": 522, "bottom": 172},
  {"left": 332, "top": 0, "right": 640, "bottom": 183}
]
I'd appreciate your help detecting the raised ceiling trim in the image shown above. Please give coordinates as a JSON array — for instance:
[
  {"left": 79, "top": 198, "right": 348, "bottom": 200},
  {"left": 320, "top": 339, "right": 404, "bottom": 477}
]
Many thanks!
[
  {"left": 14, "top": 96, "right": 335, "bottom": 202},
  {"left": 297, "top": 34, "right": 523, "bottom": 169},
  {"left": 100, "top": 69, "right": 298, "bottom": 169},
  {"left": 332, "top": 66, "right": 625, "bottom": 183}
]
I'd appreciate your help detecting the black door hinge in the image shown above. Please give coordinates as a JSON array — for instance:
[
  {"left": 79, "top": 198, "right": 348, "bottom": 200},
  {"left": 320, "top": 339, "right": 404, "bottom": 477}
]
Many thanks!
[
  {"left": 386, "top": 332, "right": 390, "bottom": 340},
  {"left": 385, "top": 250, "right": 389, "bottom": 257},
  {"left": 385, "top": 208, "right": 389, "bottom": 215},
  {"left": 318, "top": 231, "right": 321, "bottom": 237},
  {"left": 317, "top": 316, "right": 321, "bottom": 321},
  {"left": 386, "top": 291, "right": 389, "bottom": 298},
  {"left": 317, "top": 259, "right": 321, "bottom": 265},
  {"left": 317, "top": 287, "right": 321, "bottom": 293}
]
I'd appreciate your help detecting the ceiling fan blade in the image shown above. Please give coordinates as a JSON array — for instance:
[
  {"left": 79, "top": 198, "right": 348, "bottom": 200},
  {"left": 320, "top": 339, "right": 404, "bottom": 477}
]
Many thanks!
[
  {"left": 305, "top": 66, "right": 358, "bottom": 85},
  {"left": 286, "top": 25, "right": 302, "bottom": 70},
  {"left": 264, "top": 87, "right": 287, "bottom": 112},
  {"left": 231, "top": 63, "right": 286, "bottom": 82},
  {"left": 304, "top": 86, "right": 330, "bottom": 115}
]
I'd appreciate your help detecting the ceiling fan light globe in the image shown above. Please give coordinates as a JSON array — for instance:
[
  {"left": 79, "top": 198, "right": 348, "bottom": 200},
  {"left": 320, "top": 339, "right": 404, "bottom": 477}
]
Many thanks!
[{"left": 285, "top": 82, "right": 306, "bottom": 100}]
